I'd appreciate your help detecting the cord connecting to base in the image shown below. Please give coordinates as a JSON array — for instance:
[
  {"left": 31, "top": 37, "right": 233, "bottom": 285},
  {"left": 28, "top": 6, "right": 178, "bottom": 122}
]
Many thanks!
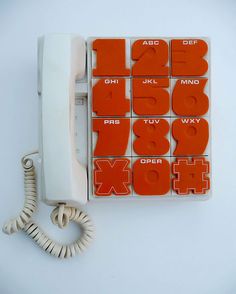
[{"left": 2, "top": 153, "right": 94, "bottom": 258}]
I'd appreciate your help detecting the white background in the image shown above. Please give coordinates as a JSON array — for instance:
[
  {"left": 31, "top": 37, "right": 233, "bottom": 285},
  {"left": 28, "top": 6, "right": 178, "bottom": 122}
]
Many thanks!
[{"left": 1, "top": 0, "right": 236, "bottom": 293}]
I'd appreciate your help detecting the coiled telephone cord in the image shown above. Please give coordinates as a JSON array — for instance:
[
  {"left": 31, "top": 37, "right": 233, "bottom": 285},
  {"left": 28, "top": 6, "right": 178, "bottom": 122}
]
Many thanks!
[{"left": 2, "top": 154, "right": 94, "bottom": 258}]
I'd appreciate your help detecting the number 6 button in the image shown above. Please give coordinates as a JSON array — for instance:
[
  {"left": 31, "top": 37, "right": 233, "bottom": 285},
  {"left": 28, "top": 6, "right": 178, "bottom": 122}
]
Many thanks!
[{"left": 172, "top": 79, "right": 209, "bottom": 116}]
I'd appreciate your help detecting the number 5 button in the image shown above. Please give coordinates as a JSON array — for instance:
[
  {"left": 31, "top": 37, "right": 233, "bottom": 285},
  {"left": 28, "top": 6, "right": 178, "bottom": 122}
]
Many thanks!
[{"left": 132, "top": 78, "right": 170, "bottom": 115}]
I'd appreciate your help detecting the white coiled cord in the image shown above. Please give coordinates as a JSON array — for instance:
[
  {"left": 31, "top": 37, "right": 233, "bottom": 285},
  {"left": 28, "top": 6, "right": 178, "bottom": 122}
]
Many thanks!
[{"left": 3, "top": 154, "right": 94, "bottom": 258}]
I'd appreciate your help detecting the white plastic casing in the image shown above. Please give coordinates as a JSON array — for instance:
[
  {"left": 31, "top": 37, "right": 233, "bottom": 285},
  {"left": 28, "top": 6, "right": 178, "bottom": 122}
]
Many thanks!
[{"left": 38, "top": 34, "right": 87, "bottom": 207}]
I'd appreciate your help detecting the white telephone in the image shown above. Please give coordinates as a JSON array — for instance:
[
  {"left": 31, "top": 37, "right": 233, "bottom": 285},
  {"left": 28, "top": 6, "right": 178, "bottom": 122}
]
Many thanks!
[{"left": 3, "top": 34, "right": 211, "bottom": 259}]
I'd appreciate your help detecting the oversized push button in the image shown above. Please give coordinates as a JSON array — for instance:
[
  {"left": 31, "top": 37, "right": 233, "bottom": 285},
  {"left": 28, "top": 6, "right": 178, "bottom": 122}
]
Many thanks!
[
  {"left": 172, "top": 157, "right": 210, "bottom": 195},
  {"left": 172, "top": 118, "right": 209, "bottom": 155},
  {"left": 171, "top": 39, "right": 208, "bottom": 76},
  {"left": 172, "top": 79, "right": 209, "bottom": 116},
  {"left": 132, "top": 39, "right": 169, "bottom": 76},
  {"left": 133, "top": 78, "right": 170, "bottom": 115},
  {"left": 92, "top": 78, "right": 130, "bottom": 116},
  {"left": 93, "top": 118, "right": 130, "bottom": 156},
  {"left": 133, "top": 119, "right": 170, "bottom": 155},
  {"left": 94, "top": 158, "right": 131, "bottom": 196},
  {"left": 92, "top": 39, "right": 130, "bottom": 76},
  {"left": 133, "top": 158, "right": 170, "bottom": 195}
]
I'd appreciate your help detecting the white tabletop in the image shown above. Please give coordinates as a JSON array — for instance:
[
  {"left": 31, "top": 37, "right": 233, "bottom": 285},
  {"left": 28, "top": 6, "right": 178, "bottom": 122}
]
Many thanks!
[{"left": 1, "top": 0, "right": 236, "bottom": 293}]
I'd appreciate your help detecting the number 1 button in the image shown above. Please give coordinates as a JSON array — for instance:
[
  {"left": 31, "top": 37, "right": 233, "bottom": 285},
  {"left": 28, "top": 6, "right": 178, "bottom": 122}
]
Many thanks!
[{"left": 93, "top": 39, "right": 130, "bottom": 76}]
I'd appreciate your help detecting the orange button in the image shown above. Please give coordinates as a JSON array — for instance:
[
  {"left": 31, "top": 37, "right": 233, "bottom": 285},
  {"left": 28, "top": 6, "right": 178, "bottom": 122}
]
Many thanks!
[
  {"left": 133, "top": 119, "right": 170, "bottom": 155},
  {"left": 94, "top": 158, "right": 131, "bottom": 196},
  {"left": 93, "top": 118, "right": 130, "bottom": 156},
  {"left": 132, "top": 78, "right": 170, "bottom": 115},
  {"left": 172, "top": 157, "right": 210, "bottom": 195},
  {"left": 172, "top": 79, "right": 209, "bottom": 116},
  {"left": 133, "top": 158, "right": 170, "bottom": 195},
  {"left": 92, "top": 39, "right": 130, "bottom": 76},
  {"left": 171, "top": 39, "right": 208, "bottom": 76},
  {"left": 172, "top": 118, "right": 209, "bottom": 155},
  {"left": 92, "top": 78, "right": 130, "bottom": 116},
  {"left": 132, "top": 39, "right": 169, "bottom": 76}
]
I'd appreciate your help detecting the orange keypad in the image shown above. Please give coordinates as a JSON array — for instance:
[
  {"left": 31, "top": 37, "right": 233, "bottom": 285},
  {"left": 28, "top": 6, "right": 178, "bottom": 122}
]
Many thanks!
[{"left": 90, "top": 37, "right": 211, "bottom": 198}]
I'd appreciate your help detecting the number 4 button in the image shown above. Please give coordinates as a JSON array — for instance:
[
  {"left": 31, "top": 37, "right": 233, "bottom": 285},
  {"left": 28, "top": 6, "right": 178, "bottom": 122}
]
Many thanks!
[{"left": 92, "top": 78, "right": 130, "bottom": 116}]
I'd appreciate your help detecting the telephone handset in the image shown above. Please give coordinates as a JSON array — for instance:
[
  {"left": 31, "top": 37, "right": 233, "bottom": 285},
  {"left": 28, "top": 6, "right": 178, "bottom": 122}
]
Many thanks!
[
  {"left": 3, "top": 34, "right": 94, "bottom": 258},
  {"left": 3, "top": 34, "right": 211, "bottom": 259},
  {"left": 38, "top": 34, "right": 87, "bottom": 207}
]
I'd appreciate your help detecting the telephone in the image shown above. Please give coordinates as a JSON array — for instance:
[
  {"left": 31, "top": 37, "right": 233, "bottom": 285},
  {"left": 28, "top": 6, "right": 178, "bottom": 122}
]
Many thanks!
[{"left": 3, "top": 34, "right": 211, "bottom": 259}]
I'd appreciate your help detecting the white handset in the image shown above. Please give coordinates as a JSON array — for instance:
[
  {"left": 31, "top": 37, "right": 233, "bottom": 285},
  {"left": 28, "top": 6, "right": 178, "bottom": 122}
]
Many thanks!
[
  {"left": 3, "top": 34, "right": 93, "bottom": 258},
  {"left": 38, "top": 34, "right": 87, "bottom": 207}
]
